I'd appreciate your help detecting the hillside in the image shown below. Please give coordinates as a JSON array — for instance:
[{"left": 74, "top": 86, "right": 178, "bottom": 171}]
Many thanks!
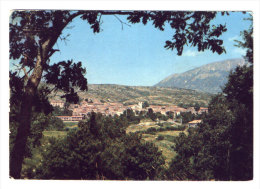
[
  {"left": 50, "top": 84, "right": 212, "bottom": 107},
  {"left": 155, "top": 58, "right": 246, "bottom": 94}
]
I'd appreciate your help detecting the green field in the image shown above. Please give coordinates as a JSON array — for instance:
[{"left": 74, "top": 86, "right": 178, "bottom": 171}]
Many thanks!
[
  {"left": 42, "top": 130, "right": 68, "bottom": 138},
  {"left": 141, "top": 131, "right": 186, "bottom": 165},
  {"left": 126, "top": 121, "right": 187, "bottom": 165},
  {"left": 126, "top": 124, "right": 160, "bottom": 133},
  {"left": 64, "top": 122, "right": 78, "bottom": 127}
]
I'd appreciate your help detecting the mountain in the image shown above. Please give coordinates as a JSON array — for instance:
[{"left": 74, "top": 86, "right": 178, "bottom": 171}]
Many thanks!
[
  {"left": 49, "top": 84, "right": 212, "bottom": 107},
  {"left": 155, "top": 58, "right": 246, "bottom": 94}
]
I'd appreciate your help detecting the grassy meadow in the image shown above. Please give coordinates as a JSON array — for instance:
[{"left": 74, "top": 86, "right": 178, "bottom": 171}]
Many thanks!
[{"left": 126, "top": 121, "right": 187, "bottom": 165}]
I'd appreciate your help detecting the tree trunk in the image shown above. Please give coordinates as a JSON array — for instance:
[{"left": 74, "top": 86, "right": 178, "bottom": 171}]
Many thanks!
[
  {"left": 10, "top": 53, "right": 44, "bottom": 179},
  {"left": 9, "top": 14, "right": 79, "bottom": 178},
  {"left": 9, "top": 92, "right": 34, "bottom": 178}
]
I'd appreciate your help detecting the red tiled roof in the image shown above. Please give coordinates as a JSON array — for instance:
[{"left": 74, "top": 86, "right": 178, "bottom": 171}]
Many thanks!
[{"left": 188, "top": 120, "right": 202, "bottom": 124}]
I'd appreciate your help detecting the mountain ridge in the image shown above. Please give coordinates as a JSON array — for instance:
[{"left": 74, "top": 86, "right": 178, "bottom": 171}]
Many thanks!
[{"left": 155, "top": 58, "right": 246, "bottom": 94}]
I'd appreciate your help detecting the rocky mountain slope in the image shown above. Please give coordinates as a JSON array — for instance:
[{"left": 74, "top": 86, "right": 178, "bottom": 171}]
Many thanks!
[{"left": 155, "top": 58, "right": 246, "bottom": 94}]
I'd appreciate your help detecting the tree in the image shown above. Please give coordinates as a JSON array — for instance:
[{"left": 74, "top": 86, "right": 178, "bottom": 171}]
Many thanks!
[
  {"left": 9, "top": 77, "right": 53, "bottom": 159},
  {"left": 194, "top": 102, "right": 200, "bottom": 112},
  {"left": 35, "top": 113, "right": 165, "bottom": 180},
  {"left": 142, "top": 101, "right": 149, "bottom": 109},
  {"left": 147, "top": 108, "right": 157, "bottom": 121},
  {"left": 167, "top": 95, "right": 235, "bottom": 180},
  {"left": 122, "top": 109, "right": 140, "bottom": 124},
  {"left": 46, "top": 116, "right": 65, "bottom": 131},
  {"left": 166, "top": 111, "right": 174, "bottom": 119},
  {"left": 168, "top": 67, "right": 253, "bottom": 180},
  {"left": 157, "top": 112, "right": 168, "bottom": 121},
  {"left": 122, "top": 134, "right": 165, "bottom": 180},
  {"left": 179, "top": 112, "right": 195, "bottom": 123},
  {"left": 52, "top": 106, "right": 73, "bottom": 116},
  {"left": 10, "top": 10, "right": 228, "bottom": 178},
  {"left": 166, "top": 16, "right": 253, "bottom": 180},
  {"left": 225, "top": 15, "right": 253, "bottom": 180},
  {"left": 234, "top": 16, "right": 253, "bottom": 64},
  {"left": 10, "top": 112, "right": 47, "bottom": 159},
  {"left": 10, "top": 110, "right": 65, "bottom": 165}
]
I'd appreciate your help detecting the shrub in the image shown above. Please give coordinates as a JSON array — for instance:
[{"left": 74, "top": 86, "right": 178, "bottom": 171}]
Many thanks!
[
  {"left": 35, "top": 113, "right": 165, "bottom": 180},
  {"left": 157, "top": 135, "right": 164, "bottom": 141}
]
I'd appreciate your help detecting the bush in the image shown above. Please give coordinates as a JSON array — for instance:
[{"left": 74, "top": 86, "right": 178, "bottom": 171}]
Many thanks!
[
  {"left": 35, "top": 113, "right": 165, "bottom": 180},
  {"left": 146, "top": 127, "right": 157, "bottom": 134},
  {"left": 157, "top": 135, "right": 164, "bottom": 141},
  {"left": 46, "top": 116, "right": 65, "bottom": 131},
  {"left": 157, "top": 123, "right": 164, "bottom": 127}
]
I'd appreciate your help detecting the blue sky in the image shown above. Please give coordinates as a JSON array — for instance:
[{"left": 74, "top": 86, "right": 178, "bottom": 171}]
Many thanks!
[{"left": 49, "top": 11, "right": 251, "bottom": 86}]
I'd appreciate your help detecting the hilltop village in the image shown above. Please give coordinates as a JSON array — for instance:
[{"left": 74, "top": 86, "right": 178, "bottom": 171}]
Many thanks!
[{"left": 50, "top": 99, "right": 208, "bottom": 122}]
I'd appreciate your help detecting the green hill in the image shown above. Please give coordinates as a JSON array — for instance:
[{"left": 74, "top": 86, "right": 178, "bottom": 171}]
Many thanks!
[{"left": 50, "top": 84, "right": 212, "bottom": 107}]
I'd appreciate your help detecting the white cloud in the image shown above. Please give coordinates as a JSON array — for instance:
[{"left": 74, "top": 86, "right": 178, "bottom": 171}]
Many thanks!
[{"left": 182, "top": 50, "right": 201, "bottom": 57}]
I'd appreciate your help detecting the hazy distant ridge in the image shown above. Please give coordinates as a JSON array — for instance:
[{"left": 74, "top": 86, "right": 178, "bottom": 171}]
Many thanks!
[{"left": 155, "top": 58, "right": 246, "bottom": 94}]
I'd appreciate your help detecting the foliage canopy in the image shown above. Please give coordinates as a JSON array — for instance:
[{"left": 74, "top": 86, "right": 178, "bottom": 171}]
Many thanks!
[{"left": 35, "top": 113, "right": 165, "bottom": 180}]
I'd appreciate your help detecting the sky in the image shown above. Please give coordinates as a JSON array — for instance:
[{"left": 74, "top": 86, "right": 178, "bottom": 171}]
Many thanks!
[{"left": 47, "top": 11, "right": 252, "bottom": 86}]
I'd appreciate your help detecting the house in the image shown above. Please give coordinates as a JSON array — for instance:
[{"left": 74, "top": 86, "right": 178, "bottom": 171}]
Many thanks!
[
  {"left": 56, "top": 116, "right": 83, "bottom": 121},
  {"left": 50, "top": 100, "right": 64, "bottom": 108},
  {"left": 198, "top": 107, "right": 208, "bottom": 114},
  {"left": 188, "top": 120, "right": 202, "bottom": 127},
  {"left": 186, "top": 107, "right": 196, "bottom": 114}
]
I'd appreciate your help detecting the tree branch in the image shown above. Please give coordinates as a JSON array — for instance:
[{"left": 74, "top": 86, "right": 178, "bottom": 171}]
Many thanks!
[
  {"left": 47, "top": 49, "right": 60, "bottom": 60},
  {"left": 99, "top": 10, "right": 135, "bottom": 15},
  {"left": 22, "top": 67, "right": 29, "bottom": 80},
  {"left": 113, "top": 15, "right": 131, "bottom": 30},
  {"left": 43, "top": 86, "right": 57, "bottom": 97},
  {"left": 22, "top": 53, "right": 35, "bottom": 62}
]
